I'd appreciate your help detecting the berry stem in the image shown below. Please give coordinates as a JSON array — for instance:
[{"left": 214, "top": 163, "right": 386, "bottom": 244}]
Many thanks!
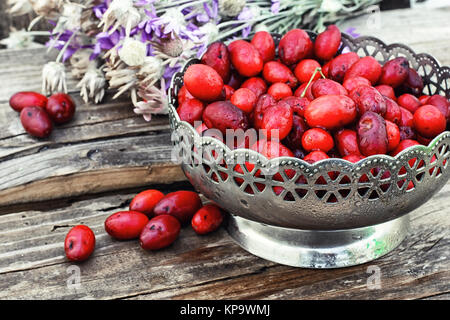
[{"left": 301, "top": 67, "right": 326, "bottom": 98}]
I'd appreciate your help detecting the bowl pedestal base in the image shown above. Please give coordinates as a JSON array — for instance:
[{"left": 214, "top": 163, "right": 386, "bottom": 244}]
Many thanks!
[{"left": 226, "top": 214, "right": 410, "bottom": 268}]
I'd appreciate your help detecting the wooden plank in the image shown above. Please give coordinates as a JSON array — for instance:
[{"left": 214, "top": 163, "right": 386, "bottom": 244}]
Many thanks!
[
  {"left": 338, "top": 7, "right": 450, "bottom": 66},
  {"left": 0, "top": 182, "right": 448, "bottom": 299},
  {"left": 0, "top": 48, "right": 184, "bottom": 207}
]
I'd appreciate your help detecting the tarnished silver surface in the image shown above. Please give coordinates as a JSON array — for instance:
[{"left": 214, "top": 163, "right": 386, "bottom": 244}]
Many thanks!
[
  {"left": 167, "top": 32, "right": 450, "bottom": 267},
  {"left": 226, "top": 213, "right": 410, "bottom": 268}
]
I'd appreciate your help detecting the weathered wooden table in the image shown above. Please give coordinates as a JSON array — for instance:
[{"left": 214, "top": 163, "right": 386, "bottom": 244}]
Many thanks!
[{"left": 1, "top": 7, "right": 449, "bottom": 300}]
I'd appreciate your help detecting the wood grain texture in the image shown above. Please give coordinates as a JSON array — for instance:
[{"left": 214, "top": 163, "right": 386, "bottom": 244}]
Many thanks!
[
  {"left": 0, "top": 51, "right": 184, "bottom": 206},
  {"left": 338, "top": 6, "right": 450, "bottom": 66},
  {"left": 0, "top": 183, "right": 448, "bottom": 300},
  {"left": 0, "top": 7, "right": 450, "bottom": 300}
]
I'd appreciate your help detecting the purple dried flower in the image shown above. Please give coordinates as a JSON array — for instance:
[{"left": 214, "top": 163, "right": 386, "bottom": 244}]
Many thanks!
[
  {"left": 163, "top": 64, "right": 181, "bottom": 90},
  {"left": 237, "top": 7, "right": 253, "bottom": 37},
  {"left": 344, "top": 27, "right": 360, "bottom": 38},
  {"left": 271, "top": 0, "right": 280, "bottom": 14},
  {"left": 93, "top": 0, "right": 110, "bottom": 19}
]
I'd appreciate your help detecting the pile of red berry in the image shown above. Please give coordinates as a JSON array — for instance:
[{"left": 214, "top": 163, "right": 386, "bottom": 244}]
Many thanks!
[
  {"left": 9, "top": 91, "right": 76, "bottom": 138},
  {"left": 177, "top": 26, "right": 450, "bottom": 164},
  {"left": 64, "top": 189, "right": 223, "bottom": 262}
]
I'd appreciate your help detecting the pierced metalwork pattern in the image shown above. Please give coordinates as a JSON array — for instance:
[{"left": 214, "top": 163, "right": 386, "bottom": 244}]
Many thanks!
[{"left": 167, "top": 33, "right": 450, "bottom": 230}]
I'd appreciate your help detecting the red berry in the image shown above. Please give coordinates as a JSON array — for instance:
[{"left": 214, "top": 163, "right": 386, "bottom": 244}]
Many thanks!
[
  {"left": 191, "top": 204, "right": 224, "bottom": 235},
  {"left": 64, "top": 225, "right": 95, "bottom": 262},
  {"left": 153, "top": 191, "right": 202, "bottom": 224},
  {"left": 294, "top": 59, "right": 321, "bottom": 84},
  {"left": 413, "top": 105, "right": 446, "bottom": 138},
  {"left": 176, "top": 98, "right": 204, "bottom": 125},
  {"left": 267, "top": 82, "right": 292, "bottom": 100},
  {"left": 303, "top": 150, "right": 329, "bottom": 164},
  {"left": 261, "top": 100, "right": 293, "bottom": 140},
  {"left": 314, "top": 24, "right": 341, "bottom": 61},
  {"left": 349, "top": 85, "right": 387, "bottom": 116},
  {"left": 278, "top": 29, "right": 313, "bottom": 65},
  {"left": 281, "top": 96, "right": 309, "bottom": 117},
  {"left": 329, "top": 52, "right": 359, "bottom": 83},
  {"left": 201, "top": 41, "right": 231, "bottom": 83},
  {"left": 178, "top": 85, "right": 194, "bottom": 106},
  {"left": 401, "top": 67, "right": 424, "bottom": 96},
  {"left": 253, "top": 94, "right": 276, "bottom": 130},
  {"left": 418, "top": 95, "right": 430, "bottom": 105},
  {"left": 294, "top": 82, "right": 314, "bottom": 101},
  {"left": 379, "top": 57, "right": 409, "bottom": 88},
  {"left": 263, "top": 61, "right": 298, "bottom": 88},
  {"left": 335, "top": 129, "right": 361, "bottom": 157},
  {"left": 45, "top": 93, "right": 76, "bottom": 124},
  {"left": 9, "top": 91, "right": 47, "bottom": 112},
  {"left": 344, "top": 56, "right": 382, "bottom": 85},
  {"left": 398, "top": 94, "right": 421, "bottom": 114},
  {"left": 399, "top": 107, "right": 414, "bottom": 127},
  {"left": 202, "top": 101, "right": 249, "bottom": 134},
  {"left": 311, "top": 79, "right": 347, "bottom": 98},
  {"left": 427, "top": 95, "right": 449, "bottom": 118},
  {"left": 251, "top": 31, "right": 276, "bottom": 63},
  {"left": 343, "top": 76, "right": 371, "bottom": 92},
  {"left": 385, "top": 120, "right": 401, "bottom": 152},
  {"left": 375, "top": 84, "right": 396, "bottom": 101},
  {"left": 343, "top": 154, "right": 365, "bottom": 163},
  {"left": 304, "top": 95, "right": 357, "bottom": 130},
  {"left": 240, "top": 77, "right": 267, "bottom": 98},
  {"left": 129, "top": 189, "right": 165, "bottom": 217},
  {"left": 357, "top": 111, "right": 388, "bottom": 156},
  {"left": 231, "top": 88, "right": 257, "bottom": 113},
  {"left": 384, "top": 97, "right": 402, "bottom": 125},
  {"left": 322, "top": 60, "right": 332, "bottom": 78},
  {"left": 20, "top": 106, "right": 53, "bottom": 138},
  {"left": 223, "top": 84, "right": 235, "bottom": 100},
  {"left": 283, "top": 114, "right": 308, "bottom": 150},
  {"left": 302, "top": 128, "right": 334, "bottom": 153},
  {"left": 184, "top": 64, "right": 224, "bottom": 101},
  {"left": 105, "top": 211, "right": 149, "bottom": 240},
  {"left": 227, "top": 70, "right": 245, "bottom": 90},
  {"left": 229, "top": 40, "right": 263, "bottom": 77},
  {"left": 391, "top": 139, "right": 420, "bottom": 156},
  {"left": 139, "top": 215, "right": 180, "bottom": 250}
]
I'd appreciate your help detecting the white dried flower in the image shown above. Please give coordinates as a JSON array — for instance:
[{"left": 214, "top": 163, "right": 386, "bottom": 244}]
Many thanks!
[
  {"left": 319, "top": 0, "right": 343, "bottom": 13},
  {"left": 219, "top": 0, "right": 246, "bottom": 17},
  {"left": 70, "top": 49, "right": 93, "bottom": 79},
  {"left": 198, "top": 22, "right": 219, "bottom": 44},
  {"left": 98, "top": 0, "right": 141, "bottom": 36},
  {"left": 7, "top": 0, "right": 33, "bottom": 16},
  {"left": 159, "top": 37, "right": 184, "bottom": 58},
  {"left": 134, "top": 78, "right": 168, "bottom": 122},
  {"left": 137, "top": 56, "right": 164, "bottom": 87},
  {"left": 152, "top": 38, "right": 196, "bottom": 68},
  {"left": 104, "top": 61, "right": 138, "bottom": 104},
  {"left": 0, "top": 29, "right": 42, "bottom": 49},
  {"left": 77, "top": 68, "right": 106, "bottom": 104},
  {"left": 29, "top": 0, "right": 62, "bottom": 19},
  {"left": 118, "top": 37, "right": 147, "bottom": 67},
  {"left": 42, "top": 61, "right": 67, "bottom": 95},
  {"left": 59, "top": 2, "right": 83, "bottom": 30},
  {"left": 159, "top": 8, "right": 187, "bottom": 31}
]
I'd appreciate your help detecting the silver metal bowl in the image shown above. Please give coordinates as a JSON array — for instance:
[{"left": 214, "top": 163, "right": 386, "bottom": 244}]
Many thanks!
[{"left": 167, "top": 32, "right": 450, "bottom": 268}]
